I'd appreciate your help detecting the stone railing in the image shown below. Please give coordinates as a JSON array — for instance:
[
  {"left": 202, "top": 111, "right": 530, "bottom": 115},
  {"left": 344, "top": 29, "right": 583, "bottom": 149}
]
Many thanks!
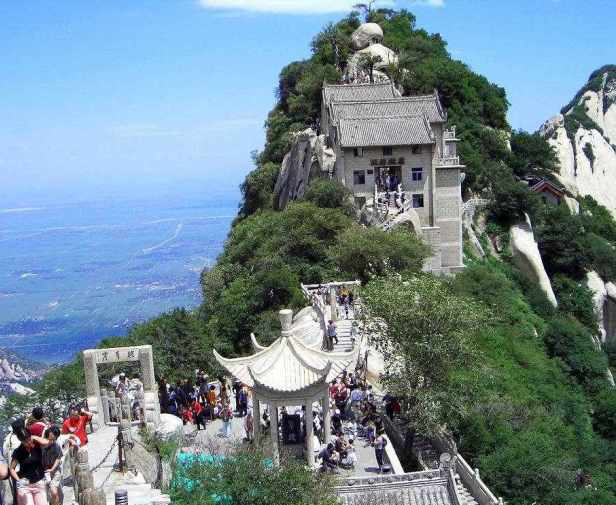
[
  {"left": 444, "top": 127, "right": 457, "bottom": 140},
  {"left": 462, "top": 198, "right": 490, "bottom": 220},
  {"left": 65, "top": 446, "right": 107, "bottom": 505},
  {"left": 455, "top": 454, "right": 503, "bottom": 505},
  {"left": 437, "top": 156, "right": 461, "bottom": 166}
]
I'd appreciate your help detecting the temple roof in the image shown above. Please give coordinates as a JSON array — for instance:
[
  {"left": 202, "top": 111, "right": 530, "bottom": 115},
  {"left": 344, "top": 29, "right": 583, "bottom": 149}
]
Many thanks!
[
  {"left": 323, "top": 82, "right": 400, "bottom": 104},
  {"left": 214, "top": 310, "right": 358, "bottom": 394},
  {"left": 330, "top": 94, "right": 446, "bottom": 124},
  {"left": 338, "top": 115, "right": 435, "bottom": 147}
]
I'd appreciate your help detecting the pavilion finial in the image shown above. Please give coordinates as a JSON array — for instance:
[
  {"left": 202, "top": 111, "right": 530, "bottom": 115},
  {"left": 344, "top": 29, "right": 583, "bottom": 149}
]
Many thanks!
[{"left": 279, "top": 309, "right": 293, "bottom": 337}]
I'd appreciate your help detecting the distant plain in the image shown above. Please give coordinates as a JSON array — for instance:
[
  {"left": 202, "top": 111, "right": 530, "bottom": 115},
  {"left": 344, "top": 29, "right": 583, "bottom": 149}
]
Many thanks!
[{"left": 0, "top": 189, "right": 237, "bottom": 363}]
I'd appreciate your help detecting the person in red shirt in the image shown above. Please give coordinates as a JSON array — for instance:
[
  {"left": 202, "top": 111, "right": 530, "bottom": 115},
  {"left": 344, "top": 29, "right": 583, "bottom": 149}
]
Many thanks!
[
  {"left": 27, "top": 407, "right": 48, "bottom": 438},
  {"left": 61, "top": 407, "right": 93, "bottom": 447}
]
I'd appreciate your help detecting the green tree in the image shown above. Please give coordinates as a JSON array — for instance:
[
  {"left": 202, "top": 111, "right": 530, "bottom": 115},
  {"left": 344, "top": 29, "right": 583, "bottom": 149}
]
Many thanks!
[
  {"left": 508, "top": 130, "right": 560, "bottom": 178},
  {"left": 329, "top": 226, "right": 429, "bottom": 282},
  {"left": 303, "top": 178, "right": 354, "bottom": 215},
  {"left": 171, "top": 446, "right": 338, "bottom": 505},
  {"left": 360, "top": 274, "right": 486, "bottom": 434}
]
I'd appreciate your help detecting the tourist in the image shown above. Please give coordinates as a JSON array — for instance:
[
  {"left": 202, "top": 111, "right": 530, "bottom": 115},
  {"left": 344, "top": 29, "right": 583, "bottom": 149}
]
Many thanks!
[
  {"left": 206, "top": 385, "right": 217, "bottom": 421},
  {"left": 232, "top": 380, "right": 242, "bottom": 412},
  {"left": 61, "top": 406, "right": 93, "bottom": 447},
  {"left": 192, "top": 397, "right": 206, "bottom": 430},
  {"left": 327, "top": 320, "right": 338, "bottom": 350},
  {"left": 10, "top": 424, "right": 52, "bottom": 505},
  {"left": 373, "top": 434, "right": 388, "bottom": 473},
  {"left": 116, "top": 373, "right": 128, "bottom": 398},
  {"left": 175, "top": 381, "right": 188, "bottom": 408},
  {"left": 237, "top": 386, "right": 248, "bottom": 417},
  {"left": 334, "top": 384, "right": 349, "bottom": 418},
  {"left": 331, "top": 409, "right": 343, "bottom": 435},
  {"left": 220, "top": 403, "right": 233, "bottom": 438},
  {"left": 180, "top": 404, "right": 193, "bottom": 425},
  {"left": 340, "top": 438, "right": 357, "bottom": 469},
  {"left": 41, "top": 426, "right": 64, "bottom": 505},
  {"left": 318, "top": 443, "right": 337, "bottom": 472},
  {"left": 26, "top": 408, "right": 48, "bottom": 438},
  {"left": 334, "top": 433, "right": 349, "bottom": 459},
  {"left": 244, "top": 410, "right": 253, "bottom": 442}
]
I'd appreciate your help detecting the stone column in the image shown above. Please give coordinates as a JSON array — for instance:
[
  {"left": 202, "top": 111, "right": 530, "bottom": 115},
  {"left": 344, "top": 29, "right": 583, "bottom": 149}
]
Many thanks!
[
  {"left": 270, "top": 405, "right": 279, "bottom": 467},
  {"left": 321, "top": 395, "right": 331, "bottom": 441},
  {"left": 100, "top": 388, "right": 109, "bottom": 425},
  {"left": 82, "top": 351, "right": 101, "bottom": 430},
  {"left": 139, "top": 347, "right": 160, "bottom": 427},
  {"left": 253, "top": 394, "right": 261, "bottom": 443},
  {"left": 329, "top": 287, "right": 337, "bottom": 322},
  {"left": 305, "top": 401, "right": 314, "bottom": 466}
]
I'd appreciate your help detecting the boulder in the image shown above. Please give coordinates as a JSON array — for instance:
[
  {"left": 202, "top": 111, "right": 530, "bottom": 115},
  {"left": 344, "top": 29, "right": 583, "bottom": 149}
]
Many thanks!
[
  {"left": 154, "top": 413, "right": 183, "bottom": 441},
  {"left": 273, "top": 130, "right": 336, "bottom": 210},
  {"left": 509, "top": 214, "right": 558, "bottom": 307},
  {"left": 351, "top": 23, "right": 383, "bottom": 50}
]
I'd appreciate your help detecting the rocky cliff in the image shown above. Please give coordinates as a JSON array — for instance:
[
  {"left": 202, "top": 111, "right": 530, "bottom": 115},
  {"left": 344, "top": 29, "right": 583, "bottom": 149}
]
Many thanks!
[
  {"left": 0, "top": 348, "right": 45, "bottom": 406},
  {"left": 540, "top": 65, "right": 616, "bottom": 213}
]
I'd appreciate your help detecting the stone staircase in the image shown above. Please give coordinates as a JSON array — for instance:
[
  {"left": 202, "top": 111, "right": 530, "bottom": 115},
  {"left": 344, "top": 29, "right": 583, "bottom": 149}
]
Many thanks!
[
  {"left": 455, "top": 476, "right": 480, "bottom": 505},
  {"left": 332, "top": 317, "right": 355, "bottom": 352}
]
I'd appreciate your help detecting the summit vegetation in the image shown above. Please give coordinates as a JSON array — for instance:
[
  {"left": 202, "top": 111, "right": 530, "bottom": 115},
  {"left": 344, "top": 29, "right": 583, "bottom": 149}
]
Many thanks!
[{"left": 5, "top": 9, "right": 616, "bottom": 505}]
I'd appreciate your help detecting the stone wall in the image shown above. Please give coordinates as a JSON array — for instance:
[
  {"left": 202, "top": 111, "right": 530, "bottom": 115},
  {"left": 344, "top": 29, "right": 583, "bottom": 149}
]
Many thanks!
[{"left": 435, "top": 167, "right": 463, "bottom": 269}]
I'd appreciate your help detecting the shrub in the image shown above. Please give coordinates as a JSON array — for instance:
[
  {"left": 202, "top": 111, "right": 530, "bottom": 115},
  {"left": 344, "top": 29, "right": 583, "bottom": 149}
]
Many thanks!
[{"left": 304, "top": 178, "right": 354, "bottom": 215}]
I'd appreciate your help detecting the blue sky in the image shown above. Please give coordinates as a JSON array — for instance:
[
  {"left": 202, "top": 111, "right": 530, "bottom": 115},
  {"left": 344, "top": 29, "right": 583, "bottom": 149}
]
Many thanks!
[{"left": 0, "top": 0, "right": 613, "bottom": 206}]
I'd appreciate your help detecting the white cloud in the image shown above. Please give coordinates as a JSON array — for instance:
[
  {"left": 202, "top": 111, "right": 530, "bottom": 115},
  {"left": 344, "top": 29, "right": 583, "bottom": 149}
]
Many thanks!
[{"left": 197, "top": 0, "right": 443, "bottom": 15}]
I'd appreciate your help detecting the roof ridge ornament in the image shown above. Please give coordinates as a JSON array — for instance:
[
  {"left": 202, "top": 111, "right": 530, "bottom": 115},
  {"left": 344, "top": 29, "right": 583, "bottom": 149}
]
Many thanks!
[{"left": 279, "top": 309, "right": 293, "bottom": 338}]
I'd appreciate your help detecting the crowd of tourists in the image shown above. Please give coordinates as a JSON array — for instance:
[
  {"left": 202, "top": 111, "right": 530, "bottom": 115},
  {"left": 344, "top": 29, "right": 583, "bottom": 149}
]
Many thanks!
[
  {"left": 158, "top": 372, "right": 252, "bottom": 439},
  {"left": 0, "top": 405, "right": 93, "bottom": 505}
]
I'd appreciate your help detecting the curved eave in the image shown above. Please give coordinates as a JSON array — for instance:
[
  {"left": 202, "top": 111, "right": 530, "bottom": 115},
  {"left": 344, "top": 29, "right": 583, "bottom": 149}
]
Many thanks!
[
  {"left": 250, "top": 332, "right": 268, "bottom": 352},
  {"left": 248, "top": 362, "right": 333, "bottom": 394}
]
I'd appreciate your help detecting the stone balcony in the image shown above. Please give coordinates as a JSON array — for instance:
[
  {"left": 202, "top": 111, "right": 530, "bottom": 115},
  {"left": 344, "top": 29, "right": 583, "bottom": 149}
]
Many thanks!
[
  {"left": 443, "top": 127, "right": 458, "bottom": 141},
  {"left": 436, "top": 155, "right": 462, "bottom": 167}
]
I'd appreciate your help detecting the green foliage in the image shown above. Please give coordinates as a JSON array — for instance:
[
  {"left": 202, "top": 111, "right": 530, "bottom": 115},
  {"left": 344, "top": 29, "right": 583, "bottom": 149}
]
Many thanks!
[
  {"left": 238, "top": 162, "right": 280, "bottom": 218},
  {"left": 486, "top": 166, "right": 540, "bottom": 225},
  {"left": 552, "top": 275, "right": 599, "bottom": 332},
  {"left": 303, "top": 178, "right": 354, "bottom": 215},
  {"left": 592, "top": 388, "right": 616, "bottom": 440},
  {"left": 534, "top": 203, "right": 587, "bottom": 279},
  {"left": 450, "top": 261, "right": 616, "bottom": 505},
  {"left": 544, "top": 315, "right": 609, "bottom": 394},
  {"left": 509, "top": 130, "right": 560, "bottom": 178},
  {"left": 580, "top": 195, "right": 616, "bottom": 243},
  {"left": 361, "top": 274, "right": 486, "bottom": 434},
  {"left": 583, "top": 142, "right": 595, "bottom": 171},
  {"left": 329, "top": 226, "right": 430, "bottom": 282},
  {"left": 171, "top": 446, "right": 337, "bottom": 505}
]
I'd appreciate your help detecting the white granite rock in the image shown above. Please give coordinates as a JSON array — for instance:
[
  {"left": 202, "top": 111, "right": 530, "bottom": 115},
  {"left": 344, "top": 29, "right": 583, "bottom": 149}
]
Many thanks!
[
  {"left": 541, "top": 70, "right": 616, "bottom": 216},
  {"left": 154, "top": 413, "right": 183, "bottom": 441},
  {"left": 351, "top": 23, "right": 383, "bottom": 50},
  {"left": 510, "top": 214, "right": 557, "bottom": 307}
]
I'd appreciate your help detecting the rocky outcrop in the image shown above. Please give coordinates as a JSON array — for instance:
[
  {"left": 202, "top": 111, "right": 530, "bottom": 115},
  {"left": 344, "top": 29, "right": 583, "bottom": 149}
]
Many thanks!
[
  {"left": 586, "top": 270, "right": 616, "bottom": 346},
  {"left": 0, "top": 348, "right": 44, "bottom": 382},
  {"left": 540, "top": 66, "right": 616, "bottom": 215},
  {"left": 273, "top": 129, "right": 336, "bottom": 210},
  {"left": 351, "top": 22, "right": 383, "bottom": 50},
  {"left": 509, "top": 214, "right": 558, "bottom": 307}
]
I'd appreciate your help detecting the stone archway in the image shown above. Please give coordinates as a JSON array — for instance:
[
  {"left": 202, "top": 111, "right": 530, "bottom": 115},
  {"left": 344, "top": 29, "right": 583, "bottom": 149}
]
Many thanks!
[{"left": 83, "top": 345, "right": 160, "bottom": 430}]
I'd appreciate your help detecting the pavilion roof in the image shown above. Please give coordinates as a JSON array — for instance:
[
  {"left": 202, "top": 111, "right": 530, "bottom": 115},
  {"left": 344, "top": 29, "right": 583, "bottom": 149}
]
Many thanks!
[{"left": 214, "top": 310, "right": 358, "bottom": 393}]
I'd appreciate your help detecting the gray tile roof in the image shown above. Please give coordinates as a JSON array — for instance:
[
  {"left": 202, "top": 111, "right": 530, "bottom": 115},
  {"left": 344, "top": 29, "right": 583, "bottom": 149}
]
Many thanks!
[
  {"left": 338, "top": 484, "right": 453, "bottom": 505},
  {"left": 335, "top": 473, "right": 455, "bottom": 505},
  {"left": 323, "top": 83, "right": 399, "bottom": 104},
  {"left": 331, "top": 95, "right": 446, "bottom": 123},
  {"left": 338, "top": 116, "right": 434, "bottom": 147}
]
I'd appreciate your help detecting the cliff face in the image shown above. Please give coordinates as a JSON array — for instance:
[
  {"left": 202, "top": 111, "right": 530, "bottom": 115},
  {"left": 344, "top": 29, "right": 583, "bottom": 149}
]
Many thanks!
[
  {"left": 540, "top": 66, "right": 616, "bottom": 213},
  {"left": 0, "top": 348, "right": 45, "bottom": 406}
]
